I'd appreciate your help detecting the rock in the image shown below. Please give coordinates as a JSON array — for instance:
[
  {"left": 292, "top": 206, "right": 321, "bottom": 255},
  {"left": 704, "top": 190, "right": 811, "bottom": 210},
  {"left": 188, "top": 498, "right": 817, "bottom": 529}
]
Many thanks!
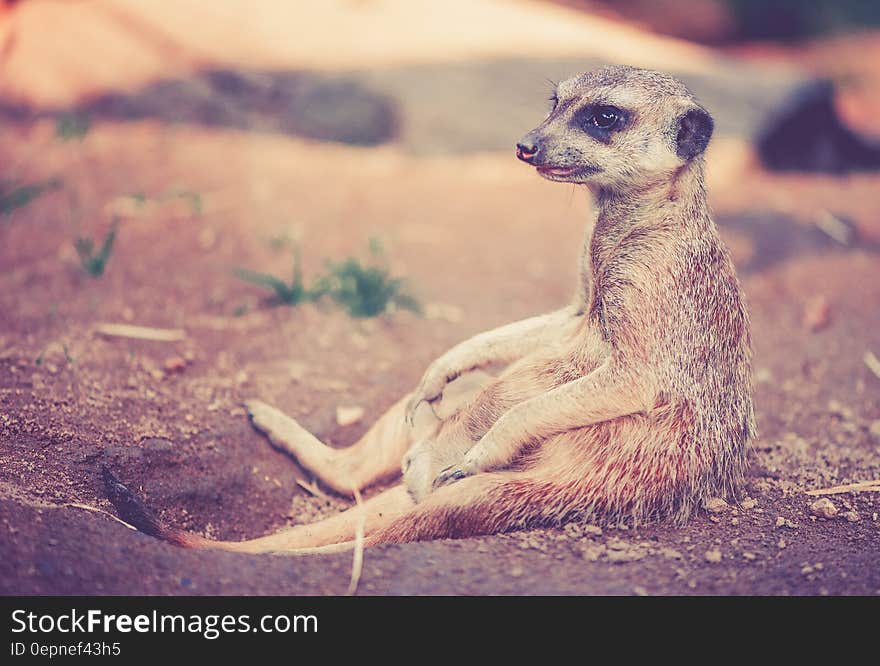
[
  {"left": 563, "top": 523, "right": 583, "bottom": 539},
  {"left": 583, "top": 524, "right": 603, "bottom": 537},
  {"left": 336, "top": 405, "right": 365, "bottom": 427},
  {"left": 606, "top": 549, "right": 645, "bottom": 564},
  {"left": 775, "top": 516, "right": 798, "bottom": 529},
  {"left": 742, "top": 552, "right": 756, "bottom": 561},
  {"left": 577, "top": 543, "right": 606, "bottom": 562},
  {"left": 843, "top": 510, "right": 860, "bottom": 523},
  {"left": 754, "top": 368, "right": 773, "bottom": 384},
  {"left": 802, "top": 296, "right": 831, "bottom": 332},
  {"left": 827, "top": 400, "right": 854, "bottom": 421},
  {"left": 424, "top": 303, "right": 464, "bottom": 323},
  {"left": 809, "top": 498, "right": 838, "bottom": 519},
  {"left": 741, "top": 497, "right": 757, "bottom": 510},
  {"left": 777, "top": 538, "right": 786, "bottom": 549},
  {"left": 703, "top": 497, "right": 729, "bottom": 514},
  {"left": 163, "top": 356, "right": 187, "bottom": 373},
  {"left": 705, "top": 549, "right": 722, "bottom": 564}
]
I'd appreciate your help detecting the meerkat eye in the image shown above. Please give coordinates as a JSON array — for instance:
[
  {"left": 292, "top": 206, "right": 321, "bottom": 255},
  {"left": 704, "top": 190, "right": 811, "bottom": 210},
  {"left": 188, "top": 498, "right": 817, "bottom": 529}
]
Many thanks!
[
  {"left": 591, "top": 106, "right": 621, "bottom": 129},
  {"left": 548, "top": 93, "right": 559, "bottom": 112}
]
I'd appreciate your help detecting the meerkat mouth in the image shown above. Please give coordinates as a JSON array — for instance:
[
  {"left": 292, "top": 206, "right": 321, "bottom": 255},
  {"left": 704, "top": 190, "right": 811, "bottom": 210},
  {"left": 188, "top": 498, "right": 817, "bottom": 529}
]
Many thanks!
[{"left": 536, "top": 164, "right": 599, "bottom": 180}]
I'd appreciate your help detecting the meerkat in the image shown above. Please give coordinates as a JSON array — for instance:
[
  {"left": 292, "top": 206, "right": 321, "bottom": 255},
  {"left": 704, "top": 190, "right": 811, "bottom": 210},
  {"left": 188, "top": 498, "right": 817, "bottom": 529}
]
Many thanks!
[{"left": 104, "top": 65, "right": 755, "bottom": 554}]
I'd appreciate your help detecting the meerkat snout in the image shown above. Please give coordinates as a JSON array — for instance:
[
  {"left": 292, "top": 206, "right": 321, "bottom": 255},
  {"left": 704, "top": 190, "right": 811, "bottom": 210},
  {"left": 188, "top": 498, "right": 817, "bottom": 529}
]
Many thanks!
[
  {"left": 517, "top": 65, "right": 715, "bottom": 190},
  {"left": 515, "top": 138, "right": 539, "bottom": 164}
]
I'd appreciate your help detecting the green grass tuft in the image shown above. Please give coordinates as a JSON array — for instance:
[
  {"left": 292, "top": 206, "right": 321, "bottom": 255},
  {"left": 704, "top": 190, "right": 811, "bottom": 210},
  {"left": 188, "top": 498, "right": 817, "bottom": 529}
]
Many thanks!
[
  {"left": 55, "top": 113, "right": 92, "bottom": 141},
  {"left": 321, "top": 240, "right": 421, "bottom": 318},
  {"left": 0, "top": 179, "right": 61, "bottom": 217},
  {"left": 75, "top": 222, "right": 118, "bottom": 277},
  {"left": 233, "top": 248, "right": 324, "bottom": 305},
  {"left": 233, "top": 240, "right": 421, "bottom": 317}
]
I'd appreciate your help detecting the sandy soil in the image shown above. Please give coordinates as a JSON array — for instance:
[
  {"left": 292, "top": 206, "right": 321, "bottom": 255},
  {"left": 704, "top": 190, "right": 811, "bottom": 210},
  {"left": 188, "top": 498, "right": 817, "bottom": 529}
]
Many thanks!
[{"left": 0, "top": 1, "right": 878, "bottom": 595}]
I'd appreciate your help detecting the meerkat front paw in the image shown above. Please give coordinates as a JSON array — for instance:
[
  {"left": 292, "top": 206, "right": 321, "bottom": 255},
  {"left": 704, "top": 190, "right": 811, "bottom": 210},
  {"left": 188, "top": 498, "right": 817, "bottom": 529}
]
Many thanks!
[{"left": 405, "top": 361, "right": 462, "bottom": 425}]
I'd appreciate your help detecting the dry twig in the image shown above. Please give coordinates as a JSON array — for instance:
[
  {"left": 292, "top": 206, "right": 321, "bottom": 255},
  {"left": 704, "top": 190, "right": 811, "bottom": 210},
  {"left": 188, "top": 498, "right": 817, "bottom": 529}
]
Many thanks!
[
  {"left": 864, "top": 351, "right": 880, "bottom": 380},
  {"left": 95, "top": 323, "right": 186, "bottom": 342},
  {"left": 806, "top": 481, "right": 880, "bottom": 496},
  {"left": 347, "top": 487, "right": 365, "bottom": 596},
  {"left": 295, "top": 478, "right": 332, "bottom": 501},
  {"left": 66, "top": 502, "right": 137, "bottom": 530}
]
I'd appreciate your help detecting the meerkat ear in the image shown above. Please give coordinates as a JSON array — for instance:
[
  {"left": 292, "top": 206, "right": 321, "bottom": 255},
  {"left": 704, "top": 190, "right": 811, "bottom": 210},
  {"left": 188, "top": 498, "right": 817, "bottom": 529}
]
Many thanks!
[{"left": 675, "top": 107, "right": 714, "bottom": 160}]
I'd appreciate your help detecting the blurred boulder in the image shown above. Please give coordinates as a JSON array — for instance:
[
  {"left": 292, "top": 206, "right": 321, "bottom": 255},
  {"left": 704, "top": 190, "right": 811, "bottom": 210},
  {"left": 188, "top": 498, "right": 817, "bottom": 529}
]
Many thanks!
[
  {"left": 84, "top": 70, "right": 398, "bottom": 147},
  {"left": 755, "top": 80, "right": 880, "bottom": 172}
]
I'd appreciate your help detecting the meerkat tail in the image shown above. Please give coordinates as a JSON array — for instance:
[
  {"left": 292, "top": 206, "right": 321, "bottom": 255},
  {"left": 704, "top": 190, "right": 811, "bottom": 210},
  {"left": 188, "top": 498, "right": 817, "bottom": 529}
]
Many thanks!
[
  {"left": 101, "top": 466, "right": 211, "bottom": 548},
  {"left": 101, "top": 466, "right": 414, "bottom": 554}
]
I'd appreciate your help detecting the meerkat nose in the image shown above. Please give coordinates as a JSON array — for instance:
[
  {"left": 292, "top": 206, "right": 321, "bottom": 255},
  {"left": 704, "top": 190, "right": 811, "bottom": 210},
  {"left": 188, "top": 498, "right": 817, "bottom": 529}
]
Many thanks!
[{"left": 516, "top": 141, "right": 539, "bottom": 163}]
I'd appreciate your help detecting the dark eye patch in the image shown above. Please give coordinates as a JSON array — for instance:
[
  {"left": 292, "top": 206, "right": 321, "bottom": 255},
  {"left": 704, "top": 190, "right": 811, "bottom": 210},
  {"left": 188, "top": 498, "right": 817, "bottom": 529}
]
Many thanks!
[
  {"left": 572, "top": 104, "right": 628, "bottom": 143},
  {"left": 547, "top": 93, "right": 559, "bottom": 112}
]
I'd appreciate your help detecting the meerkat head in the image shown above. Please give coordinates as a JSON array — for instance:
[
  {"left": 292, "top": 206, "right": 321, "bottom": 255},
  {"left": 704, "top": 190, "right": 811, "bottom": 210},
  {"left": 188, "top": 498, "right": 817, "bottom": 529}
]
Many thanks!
[{"left": 516, "top": 66, "right": 714, "bottom": 192}]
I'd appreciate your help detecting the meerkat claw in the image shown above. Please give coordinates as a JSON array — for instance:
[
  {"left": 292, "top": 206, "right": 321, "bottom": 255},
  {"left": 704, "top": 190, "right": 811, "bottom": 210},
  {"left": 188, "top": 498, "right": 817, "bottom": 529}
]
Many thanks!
[{"left": 433, "top": 465, "right": 467, "bottom": 489}]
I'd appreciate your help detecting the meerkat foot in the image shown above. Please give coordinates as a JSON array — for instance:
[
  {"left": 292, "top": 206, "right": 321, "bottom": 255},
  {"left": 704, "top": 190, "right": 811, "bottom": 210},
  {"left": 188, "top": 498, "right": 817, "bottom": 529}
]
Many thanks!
[
  {"left": 244, "top": 399, "right": 349, "bottom": 492},
  {"left": 245, "top": 399, "right": 311, "bottom": 453},
  {"left": 401, "top": 440, "right": 438, "bottom": 502}
]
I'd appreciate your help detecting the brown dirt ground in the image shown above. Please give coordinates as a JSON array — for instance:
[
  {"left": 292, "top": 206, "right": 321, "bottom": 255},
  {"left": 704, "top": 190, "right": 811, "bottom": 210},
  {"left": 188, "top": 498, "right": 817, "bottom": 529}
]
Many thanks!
[{"left": 0, "top": 4, "right": 879, "bottom": 596}]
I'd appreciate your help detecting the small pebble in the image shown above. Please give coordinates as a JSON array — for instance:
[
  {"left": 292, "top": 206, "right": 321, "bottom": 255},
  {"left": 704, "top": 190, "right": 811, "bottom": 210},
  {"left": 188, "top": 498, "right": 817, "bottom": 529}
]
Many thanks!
[
  {"left": 703, "top": 497, "right": 729, "bottom": 514},
  {"left": 163, "top": 356, "right": 187, "bottom": 373},
  {"left": 809, "top": 498, "right": 838, "bottom": 519},
  {"left": 336, "top": 405, "right": 365, "bottom": 427},
  {"left": 802, "top": 296, "right": 831, "bottom": 332},
  {"left": 775, "top": 516, "right": 798, "bottom": 530},
  {"left": 704, "top": 549, "right": 722, "bottom": 564}
]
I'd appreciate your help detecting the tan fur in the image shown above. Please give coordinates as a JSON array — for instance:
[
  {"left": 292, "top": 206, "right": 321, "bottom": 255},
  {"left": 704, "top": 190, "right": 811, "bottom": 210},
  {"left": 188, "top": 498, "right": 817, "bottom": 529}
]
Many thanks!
[{"left": 106, "top": 66, "right": 755, "bottom": 554}]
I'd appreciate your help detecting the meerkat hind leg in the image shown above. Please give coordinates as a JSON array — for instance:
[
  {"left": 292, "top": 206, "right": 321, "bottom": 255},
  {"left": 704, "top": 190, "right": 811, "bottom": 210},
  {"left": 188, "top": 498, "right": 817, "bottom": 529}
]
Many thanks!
[
  {"left": 246, "top": 395, "right": 424, "bottom": 495},
  {"left": 246, "top": 371, "right": 493, "bottom": 495}
]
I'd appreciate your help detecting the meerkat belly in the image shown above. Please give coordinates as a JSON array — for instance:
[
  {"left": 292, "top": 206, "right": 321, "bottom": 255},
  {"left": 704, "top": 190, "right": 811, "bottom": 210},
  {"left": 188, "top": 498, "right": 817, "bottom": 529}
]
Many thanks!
[
  {"left": 402, "top": 343, "right": 605, "bottom": 502},
  {"left": 508, "top": 400, "right": 702, "bottom": 522}
]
